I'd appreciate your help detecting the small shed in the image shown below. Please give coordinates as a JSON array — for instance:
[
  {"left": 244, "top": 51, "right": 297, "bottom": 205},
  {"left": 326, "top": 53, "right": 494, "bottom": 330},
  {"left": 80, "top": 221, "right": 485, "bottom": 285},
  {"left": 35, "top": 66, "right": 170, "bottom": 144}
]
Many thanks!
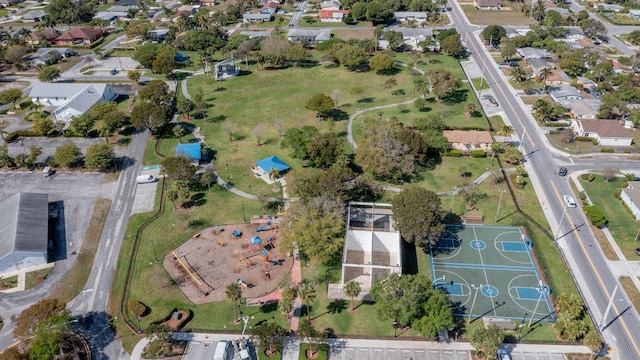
[
  {"left": 176, "top": 143, "right": 201, "bottom": 163},
  {"left": 256, "top": 156, "right": 290, "bottom": 174}
]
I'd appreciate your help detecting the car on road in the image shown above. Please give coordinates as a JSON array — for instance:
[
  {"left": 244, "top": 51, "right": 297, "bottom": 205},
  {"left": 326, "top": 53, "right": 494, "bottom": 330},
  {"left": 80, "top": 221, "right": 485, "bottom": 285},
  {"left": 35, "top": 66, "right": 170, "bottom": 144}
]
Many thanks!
[
  {"left": 497, "top": 349, "right": 512, "bottom": 360},
  {"left": 563, "top": 195, "right": 577, "bottom": 208},
  {"left": 110, "top": 69, "right": 118, "bottom": 75},
  {"left": 558, "top": 167, "right": 567, "bottom": 177}
]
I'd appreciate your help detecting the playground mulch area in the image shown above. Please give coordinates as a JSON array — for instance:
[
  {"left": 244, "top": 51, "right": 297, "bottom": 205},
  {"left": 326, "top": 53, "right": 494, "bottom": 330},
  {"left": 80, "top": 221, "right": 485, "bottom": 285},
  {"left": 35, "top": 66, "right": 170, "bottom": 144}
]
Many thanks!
[
  {"left": 431, "top": 225, "right": 555, "bottom": 323},
  {"left": 163, "top": 222, "right": 292, "bottom": 305}
]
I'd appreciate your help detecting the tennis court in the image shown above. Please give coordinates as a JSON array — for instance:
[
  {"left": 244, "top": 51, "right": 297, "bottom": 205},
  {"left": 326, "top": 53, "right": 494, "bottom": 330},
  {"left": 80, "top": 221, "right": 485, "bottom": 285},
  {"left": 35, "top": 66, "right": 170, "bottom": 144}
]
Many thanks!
[{"left": 430, "top": 225, "right": 555, "bottom": 323}]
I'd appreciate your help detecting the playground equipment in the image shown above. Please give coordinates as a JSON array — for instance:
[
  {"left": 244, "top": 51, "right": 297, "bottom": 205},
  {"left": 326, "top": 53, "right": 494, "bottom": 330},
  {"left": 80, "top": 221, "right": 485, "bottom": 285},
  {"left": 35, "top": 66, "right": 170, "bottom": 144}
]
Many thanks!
[
  {"left": 268, "top": 259, "right": 283, "bottom": 265},
  {"left": 256, "top": 221, "right": 271, "bottom": 232},
  {"left": 237, "top": 278, "right": 248, "bottom": 287},
  {"left": 232, "top": 230, "right": 242, "bottom": 238}
]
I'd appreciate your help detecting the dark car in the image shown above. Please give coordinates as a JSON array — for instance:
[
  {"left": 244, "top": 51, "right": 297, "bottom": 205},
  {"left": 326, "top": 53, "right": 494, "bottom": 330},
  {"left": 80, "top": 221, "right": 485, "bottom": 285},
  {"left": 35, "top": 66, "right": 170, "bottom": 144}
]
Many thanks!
[
  {"left": 558, "top": 167, "right": 568, "bottom": 177},
  {"left": 110, "top": 69, "right": 118, "bottom": 75}
]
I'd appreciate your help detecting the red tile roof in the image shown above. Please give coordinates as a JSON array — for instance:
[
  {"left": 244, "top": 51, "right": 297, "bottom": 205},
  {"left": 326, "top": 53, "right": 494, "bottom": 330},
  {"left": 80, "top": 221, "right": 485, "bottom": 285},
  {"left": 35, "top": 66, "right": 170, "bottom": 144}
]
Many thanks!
[
  {"left": 55, "top": 27, "right": 103, "bottom": 41},
  {"left": 319, "top": 9, "right": 349, "bottom": 18}
]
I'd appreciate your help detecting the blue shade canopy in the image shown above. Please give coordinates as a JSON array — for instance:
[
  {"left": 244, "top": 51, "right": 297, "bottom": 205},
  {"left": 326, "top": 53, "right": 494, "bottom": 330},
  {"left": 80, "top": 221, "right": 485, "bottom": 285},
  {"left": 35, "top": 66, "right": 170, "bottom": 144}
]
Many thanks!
[
  {"left": 256, "top": 156, "right": 290, "bottom": 173},
  {"left": 176, "top": 143, "right": 201, "bottom": 160}
]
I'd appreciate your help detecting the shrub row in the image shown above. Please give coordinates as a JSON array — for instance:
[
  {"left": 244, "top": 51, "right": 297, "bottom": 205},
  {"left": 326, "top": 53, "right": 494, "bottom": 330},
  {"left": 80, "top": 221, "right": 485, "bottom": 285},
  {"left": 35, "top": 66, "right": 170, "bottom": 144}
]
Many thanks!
[
  {"left": 601, "top": 148, "right": 614, "bottom": 153},
  {"left": 575, "top": 136, "right": 599, "bottom": 145},
  {"left": 580, "top": 173, "right": 596, "bottom": 182},
  {"left": 5, "top": 130, "right": 39, "bottom": 142}
]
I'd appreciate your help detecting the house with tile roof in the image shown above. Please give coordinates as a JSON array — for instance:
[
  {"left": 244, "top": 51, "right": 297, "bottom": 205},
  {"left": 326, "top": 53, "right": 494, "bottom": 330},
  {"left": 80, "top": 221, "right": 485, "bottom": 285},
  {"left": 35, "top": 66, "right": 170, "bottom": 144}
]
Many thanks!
[
  {"left": 443, "top": 130, "right": 494, "bottom": 153},
  {"left": 571, "top": 119, "right": 634, "bottom": 146},
  {"left": 319, "top": 9, "right": 349, "bottom": 22},
  {"left": 53, "top": 27, "right": 103, "bottom": 46},
  {"left": 474, "top": 0, "right": 501, "bottom": 10}
]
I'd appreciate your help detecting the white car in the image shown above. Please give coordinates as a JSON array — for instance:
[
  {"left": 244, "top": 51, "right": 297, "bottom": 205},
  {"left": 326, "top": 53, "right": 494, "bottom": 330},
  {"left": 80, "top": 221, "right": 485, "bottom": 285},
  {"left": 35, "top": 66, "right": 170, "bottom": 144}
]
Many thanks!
[
  {"left": 498, "top": 348, "right": 512, "bottom": 360},
  {"left": 563, "top": 195, "right": 577, "bottom": 208}
]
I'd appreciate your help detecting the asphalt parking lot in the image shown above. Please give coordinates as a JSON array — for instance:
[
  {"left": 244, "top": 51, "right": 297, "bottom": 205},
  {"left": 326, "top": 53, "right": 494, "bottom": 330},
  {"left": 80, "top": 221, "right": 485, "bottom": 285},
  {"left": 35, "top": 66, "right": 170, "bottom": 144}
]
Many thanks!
[
  {"left": 329, "top": 346, "right": 470, "bottom": 360},
  {"left": 131, "top": 166, "right": 161, "bottom": 215},
  {"left": 90, "top": 56, "right": 140, "bottom": 72}
]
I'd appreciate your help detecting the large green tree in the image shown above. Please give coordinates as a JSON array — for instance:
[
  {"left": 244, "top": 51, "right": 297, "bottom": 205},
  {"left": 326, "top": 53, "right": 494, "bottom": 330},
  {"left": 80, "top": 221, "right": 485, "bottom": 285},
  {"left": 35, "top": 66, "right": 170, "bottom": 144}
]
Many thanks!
[
  {"left": 280, "top": 193, "right": 345, "bottom": 262},
  {"left": 288, "top": 166, "right": 355, "bottom": 202},
  {"left": 355, "top": 120, "right": 415, "bottom": 182},
  {"left": 418, "top": 69, "right": 459, "bottom": 100},
  {"left": 281, "top": 126, "right": 318, "bottom": 159},
  {"left": 45, "top": 0, "right": 95, "bottom": 25},
  {"left": 130, "top": 102, "right": 170, "bottom": 134},
  {"left": 14, "top": 298, "right": 67, "bottom": 340},
  {"left": 369, "top": 52, "right": 395, "bottom": 73},
  {"left": 0, "top": 88, "right": 22, "bottom": 109},
  {"left": 134, "top": 43, "right": 176, "bottom": 70},
  {"left": 305, "top": 93, "right": 335, "bottom": 119},
  {"left": 335, "top": 44, "right": 368, "bottom": 71},
  {"left": 224, "top": 282, "right": 242, "bottom": 320},
  {"left": 251, "top": 321, "right": 287, "bottom": 354},
  {"left": 306, "top": 132, "right": 343, "bottom": 169},
  {"left": 84, "top": 143, "right": 114, "bottom": 171},
  {"left": 38, "top": 67, "right": 61, "bottom": 82},
  {"left": 53, "top": 143, "right": 82, "bottom": 168},
  {"left": 440, "top": 34, "right": 464, "bottom": 58},
  {"left": 391, "top": 187, "right": 445, "bottom": 245},
  {"left": 162, "top": 155, "right": 197, "bottom": 181},
  {"left": 480, "top": 25, "right": 506, "bottom": 46}
]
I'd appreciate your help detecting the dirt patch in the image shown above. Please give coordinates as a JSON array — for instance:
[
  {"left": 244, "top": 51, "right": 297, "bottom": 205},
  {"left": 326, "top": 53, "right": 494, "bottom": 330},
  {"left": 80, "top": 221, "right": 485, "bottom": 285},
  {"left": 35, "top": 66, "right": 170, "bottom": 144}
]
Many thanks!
[
  {"left": 163, "top": 222, "right": 292, "bottom": 304},
  {"left": 466, "top": 9, "right": 532, "bottom": 26},
  {"left": 0, "top": 81, "right": 29, "bottom": 92},
  {"left": 335, "top": 30, "right": 374, "bottom": 41}
]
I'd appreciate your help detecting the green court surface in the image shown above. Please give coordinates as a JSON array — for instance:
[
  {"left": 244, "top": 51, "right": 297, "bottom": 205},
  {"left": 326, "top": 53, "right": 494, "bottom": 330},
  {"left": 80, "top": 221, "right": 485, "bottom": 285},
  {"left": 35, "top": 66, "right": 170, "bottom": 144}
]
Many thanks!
[{"left": 430, "top": 225, "right": 555, "bottom": 323}]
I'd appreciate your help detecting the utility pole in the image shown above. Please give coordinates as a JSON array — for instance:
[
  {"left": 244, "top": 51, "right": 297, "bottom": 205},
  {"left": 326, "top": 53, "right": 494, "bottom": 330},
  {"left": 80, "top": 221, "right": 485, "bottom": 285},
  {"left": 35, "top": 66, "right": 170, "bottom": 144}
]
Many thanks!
[
  {"left": 468, "top": 284, "right": 482, "bottom": 324},
  {"left": 495, "top": 189, "right": 506, "bottom": 222},
  {"left": 599, "top": 284, "right": 620, "bottom": 332},
  {"left": 528, "top": 282, "right": 546, "bottom": 327},
  {"left": 555, "top": 203, "right": 569, "bottom": 240}
]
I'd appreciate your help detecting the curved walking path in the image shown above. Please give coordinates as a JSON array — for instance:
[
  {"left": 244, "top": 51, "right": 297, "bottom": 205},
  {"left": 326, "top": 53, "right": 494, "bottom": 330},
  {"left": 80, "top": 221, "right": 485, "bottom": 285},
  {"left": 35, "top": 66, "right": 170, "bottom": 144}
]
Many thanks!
[{"left": 346, "top": 99, "right": 418, "bottom": 150}]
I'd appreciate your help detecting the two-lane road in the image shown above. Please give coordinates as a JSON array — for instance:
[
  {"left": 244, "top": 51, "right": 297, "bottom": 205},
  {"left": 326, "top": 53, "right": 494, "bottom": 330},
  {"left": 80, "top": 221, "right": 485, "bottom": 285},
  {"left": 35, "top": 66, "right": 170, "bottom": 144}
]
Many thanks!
[{"left": 447, "top": 3, "right": 640, "bottom": 359}]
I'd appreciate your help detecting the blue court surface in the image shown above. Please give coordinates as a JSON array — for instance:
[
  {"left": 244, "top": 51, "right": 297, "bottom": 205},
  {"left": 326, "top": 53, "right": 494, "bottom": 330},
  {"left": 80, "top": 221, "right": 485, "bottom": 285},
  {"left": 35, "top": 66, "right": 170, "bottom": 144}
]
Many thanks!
[{"left": 430, "top": 225, "right": 555, "bottom": 323}]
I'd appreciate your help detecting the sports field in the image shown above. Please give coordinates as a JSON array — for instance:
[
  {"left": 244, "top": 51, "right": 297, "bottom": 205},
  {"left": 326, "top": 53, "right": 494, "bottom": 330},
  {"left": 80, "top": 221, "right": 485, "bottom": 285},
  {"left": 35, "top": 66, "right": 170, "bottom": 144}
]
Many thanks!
[{"left": 430, "top": 225, "right": 555, "bottom": 323}]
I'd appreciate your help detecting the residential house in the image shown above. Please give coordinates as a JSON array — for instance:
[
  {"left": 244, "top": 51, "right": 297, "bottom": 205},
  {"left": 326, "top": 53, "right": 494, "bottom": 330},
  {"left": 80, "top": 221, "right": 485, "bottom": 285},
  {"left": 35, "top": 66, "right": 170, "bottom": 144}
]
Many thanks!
[
  {"left": 331, "top": 202, "right": 401, "bottom": 301},
  {"left": 29, "top": 83, "right": 116, "bottom": 124},
  {"left": 474, "top": 0, "right": 501, "bottom": 10},
  {"left": 612, "top": 60, "right": 628, "bottom": 74},
  {"left": 108, "top": 5, "right": 136, "bottom": 12},
  {"left": 517, "top": 47, "right": 552, "bottom": 60},
  {"left": 261, "top": 2, "right": 278, "bottom": 14},
  {"left": 443, "top": 130, "right": 494, "bottom": 153},
  {"left": 148, "top": 28, "right": 170, "bottom": 41},
  {"left": 571, "top": 119, "right": 634, "bottom": 146},
  {"left": 577, "top": 76, "right": 597, "bottom": 93},
  {"left": 287, "top": 29, "right": 331, "bottom": 44},
  {"left": 0, "top": 0, "right": 24, "bottom": 5},
  {"left": 25, "top": 29, "right": 59, "bottom": 45},
  {"left": 561, "top": 99, "right": 598, "bottom": 119},
  {"left": 320, "top": 0, "right": 341, "bottom": 10},
  {"left": 238, "top": 30, "right": 272, "bottom": 38},
  {"left": 528, "top": 58, "right": 554, "bottom": 79},
  {"left": 178, "top": 4, "right": 201, "bottom": 14},
  {"left": 319, "top": 9, "right": 349, "bottom": 22},
  {"left": 563, "top": 26, "right": 584, "bottom": 40},
  {"left": 200, "top": 0, "right": 217, "bottom": 6},
  {"left": 172, "top": 10, "right": 194, "bottom": 21},
  {"left": 594, "top": 3, "right": 623, "bottom": 12},
  {"left": 380, "top": 28, "right": 434, "bottom": 51},
  {"left": 621, "top": 181, "right": 640, "bottom": 220},
  {"left": 93, "top": 11, "right": 128, "bottom": 22},
  {"left": 53, "top": 27, "right": 103, "bottom": 46},
  {"left": 630, "top": 9, "right": 640, "bottom": 20},
  {"left": 0, "top": 193, "right": 49, "bottom": 277},
  {"left": 545, "top": 69, "right": 571, "bottom": 87},
  {"left": 504, "top": 27, "right": 532, "bottom": 39},
  {"left": 549, "top": 84, "right": 582, "bottom": 101},
  {"left": 26, "top": 48, "right": 75, "bottom": 67},
  {"left": 393, "top": 11, "right": 428, "bottom": 23},
  {"left": 243, "top": 13, "right": 273, "bottom": 22},
  {"left": 21, "top": 10, "right": 46, "bottom": 23},
  {"left": 115, "top": 0, "right": 138, "bottom": 6}
]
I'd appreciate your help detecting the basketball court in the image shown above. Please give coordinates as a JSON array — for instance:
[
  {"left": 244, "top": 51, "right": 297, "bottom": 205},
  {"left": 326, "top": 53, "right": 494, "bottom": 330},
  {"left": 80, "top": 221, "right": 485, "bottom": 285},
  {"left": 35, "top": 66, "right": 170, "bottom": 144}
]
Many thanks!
[{"left": 430, "top": 225, "right": 555, "bottom": 323}]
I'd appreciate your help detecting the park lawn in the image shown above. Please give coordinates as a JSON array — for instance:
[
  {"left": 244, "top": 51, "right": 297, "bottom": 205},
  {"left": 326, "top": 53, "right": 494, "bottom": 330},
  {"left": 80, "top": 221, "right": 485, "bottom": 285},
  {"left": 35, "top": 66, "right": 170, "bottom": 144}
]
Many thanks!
[
  {"left": 111, "top": 175, "right": 285, "bottom": 352},
  {"left": 410, "top": 156, "right": 499, "bottom": 193},
  {"left": 186, "top": 61, "right": 415, "bottom": 196},
  {"left": 142, "top": 129, "right": 196, "bottom": 166},
  {"left": 603, "top": 14, "right": 640, "bottom": 26},
  {"left": 24, "top": 267, "right": 54, "bottom": 290},
  {"left": 464, "top": 6, "right": 532, "bottom": 26},
  {"left": 413, "top": 53, "right": 467, "bottom": 81},
  {"left": 580, "top": 175, "right": 639, "bottom": 258},
  {"left": 489, "top": 114, "right": 505, "bottom": 130},
  {"left": 471, "top": 77, "right": 490, "bottom": 91}
]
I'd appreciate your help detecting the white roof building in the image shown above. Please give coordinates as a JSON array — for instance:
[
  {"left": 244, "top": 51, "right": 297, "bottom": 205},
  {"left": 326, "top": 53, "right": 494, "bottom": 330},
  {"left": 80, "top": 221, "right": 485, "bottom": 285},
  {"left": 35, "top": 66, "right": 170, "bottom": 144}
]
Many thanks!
[{"left": 29, "top": 83, "right": 117, "bottom": 124}]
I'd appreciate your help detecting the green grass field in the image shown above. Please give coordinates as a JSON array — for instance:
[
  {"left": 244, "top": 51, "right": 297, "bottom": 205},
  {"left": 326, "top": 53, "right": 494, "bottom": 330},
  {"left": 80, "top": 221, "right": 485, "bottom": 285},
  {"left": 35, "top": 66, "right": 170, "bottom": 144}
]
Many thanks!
[{"left": 580, "top": 175, "right": 639, "bottom": 258}]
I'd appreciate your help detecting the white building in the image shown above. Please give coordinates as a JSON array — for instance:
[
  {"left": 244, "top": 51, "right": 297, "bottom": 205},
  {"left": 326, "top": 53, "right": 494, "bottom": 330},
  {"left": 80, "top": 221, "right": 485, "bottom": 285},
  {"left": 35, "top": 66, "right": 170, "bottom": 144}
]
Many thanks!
[
  {"left": 571, "top": 119, "right": 634, "bottom": 146},
  {"left": 329, "top": 202, "right": 401, "bottom": 300},
  {"left": 394, "top": 11, "right": 428, "bottom": 23},
  {"left": 621, "top": 182, "right": 640, "bottom": 220},
  {"left": 29, "top": 83, "right": 116, "bottom": 124},
  {"left": 0, "top": 193, "right": 49, "bottom": 277}
]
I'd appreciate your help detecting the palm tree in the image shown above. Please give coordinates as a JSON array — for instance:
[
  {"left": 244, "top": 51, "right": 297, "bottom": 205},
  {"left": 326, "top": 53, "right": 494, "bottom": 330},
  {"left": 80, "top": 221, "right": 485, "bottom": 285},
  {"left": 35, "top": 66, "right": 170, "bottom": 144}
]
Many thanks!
[
  {"left": 538, "top": 67, "right": 553, "bottom": 92},
  {"left": 464, "top": 103, "right": 477, "bottom": 118},
  {"left": 278, "top": 297, "right": 294, "bottom": 320},
  {"left": 532, "top": 99, "right": 557, "bottom": 123},
  {"left": 510, "top": 67, "right": 528, "bottom": 83},
  {"left": 269, "top": 168, "right": 280, "bottom": 181},
  {"left": 225, "top": 283, "right": 242, "bottom": 321},
  {"left": 298, "top": 279, "right": 316, "bottom": 321},
  {"left": 531, "top": 1, "right": 546, "bottom": 22},
  {"left": 343, "top": 281, "right": 361, "bottom": 311},
  {"left": 497, "top": 125, "right": 514, "bottom": 138}
]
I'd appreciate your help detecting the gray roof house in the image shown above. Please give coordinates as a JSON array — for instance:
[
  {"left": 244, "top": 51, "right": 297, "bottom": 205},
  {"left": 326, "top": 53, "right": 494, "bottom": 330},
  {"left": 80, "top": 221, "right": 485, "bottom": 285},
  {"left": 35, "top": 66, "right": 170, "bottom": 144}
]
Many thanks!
[
  {"left": 517, "top": 47, "right": 552, "bottom": 60},
  {"left": 243, "top": 13, "right": 273, "bottom": 22},
  {"left": 21, "top": 9, "right": 46, "bottom": 22},
  {"left": 594, "top": 3, "right": 623, "bottom": 12},
  {"left": 380, "top": 28, "right": 434, "bottom": 51},
  {"left": 560, "top": 99, "right": 598, "bottom": 119},
  {"left": 26, "top": 47, "right": 75, "bottom": 66},
  {"left": 577, "top": 76, "right": 597, "bottom": 92},
  {"left": 93, "top": 11, "right": 128, "bottom": 21},
  {"left": 287, "top": 29, "right": 332, "bottom": 44},
  {"left": 528, "top": 58, "right": 553, "bottom": 78},
  {"left": 238, "top": 30, "right": 271, "bottom": 38},
  {"left": 563, "top": 26, "right": 584, "bottom": 40},
  {"left": 30, "top": 83, "right": 116, "bottom": 124},
  {"left": 0, "top": 193, "right": 48, "bottom": 276},
  {"left": 549, "top": 84, "right": 582, "bottom": 101},
  {"left": 622, "top": 182, "right": 640, "bottom": 220},
  {"left": 394, "top": 12, "right": 428, "bottom": 23},
  {"left": 630, "top": 10, "right": 640, "bottom": 20},
  {"left": 545, "top": 7, "right": 570, "bottom": 16}
]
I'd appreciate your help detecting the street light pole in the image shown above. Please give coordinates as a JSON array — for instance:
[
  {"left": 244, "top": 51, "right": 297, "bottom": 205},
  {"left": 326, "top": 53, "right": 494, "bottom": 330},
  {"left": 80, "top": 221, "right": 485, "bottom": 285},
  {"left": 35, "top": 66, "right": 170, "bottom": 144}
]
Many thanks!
[
  {"left": 495, "top": 189, "right": 506, "bottom": 222},
  {"left": 468, "top": 284, "right": 482, "bottom": 324},
  {"left": 599, "top": 284, "right": 620, "bottom": 332},
  {"left": 554, "top": 203, "right": 569, "bottom": 240},
  {"left": 241, "top": 200, "right": 246, "bottom": 223},
  {"left": 528, "top": 282, "right": 546, "bottom": 328},
  {"left": 225, "top": 161, "right": 230, "bottom": 183}
]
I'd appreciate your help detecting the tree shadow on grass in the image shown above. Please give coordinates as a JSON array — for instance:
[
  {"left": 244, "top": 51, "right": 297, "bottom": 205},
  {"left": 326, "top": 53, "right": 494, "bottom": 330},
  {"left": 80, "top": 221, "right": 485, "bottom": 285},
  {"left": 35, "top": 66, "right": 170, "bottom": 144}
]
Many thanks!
[
  {"left": 442, "top": 89, "right": 469, "bottom": 105},
  {"left": 238, "top": 70, "right": 253, "bottom": 77},
  {"left": 260, "top": 302, "right": 278, "bottom": 314},
  {"left": 329, "top": 109, "right": 349, "bottom": 121},
  {"left": 358, "top": 97, "right": 374, "bottom": 104},
  {"left": 190, "top": 193, "right": 207, "bottom": 207}
]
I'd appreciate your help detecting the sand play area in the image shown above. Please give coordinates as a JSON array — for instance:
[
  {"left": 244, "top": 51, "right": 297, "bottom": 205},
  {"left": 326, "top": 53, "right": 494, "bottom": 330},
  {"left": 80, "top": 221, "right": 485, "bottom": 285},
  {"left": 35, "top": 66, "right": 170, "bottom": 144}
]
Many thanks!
[{"left": 162, "top": 218, "right": 292, "bottom": 305}]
